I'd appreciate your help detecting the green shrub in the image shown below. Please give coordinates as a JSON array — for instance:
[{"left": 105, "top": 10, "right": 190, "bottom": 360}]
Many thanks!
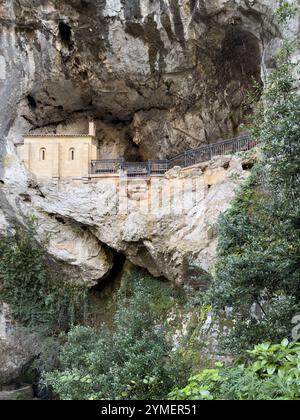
[
  {"left": 42, "top": 270, "right": 190, "bottom": 400},
  {"left": 169, "top": 340, "right": 300, "bottom": 400},
  {"left": 276, "top": 1, "right": 298, "bottom": 24},
  {"left": 0, "top": 223, "right": 87, "bottom": 332}
]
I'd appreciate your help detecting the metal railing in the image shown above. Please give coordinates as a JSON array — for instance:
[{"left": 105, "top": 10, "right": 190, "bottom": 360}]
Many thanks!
[
  {"left": 90, "top": 158, "right": 124, "bottom": 174},
  {"left": 149, "top": 160, "right": 169, "bottom": 175},
  {"left": 121, "top": 162, "right": 150, "bottom": 178},
  {"left": 90, "top": 134, "right": 259, "bottom": 178}
]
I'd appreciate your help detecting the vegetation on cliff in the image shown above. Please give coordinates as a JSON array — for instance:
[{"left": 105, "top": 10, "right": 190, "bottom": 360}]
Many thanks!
[
  {"left": 170, "top": 3, "right": 300, "bottom": 400},
  {"left": 0, "top": 220, "right": 87, "bottom": 333},
  {"left": 212, "top": 3, "right": 300, "bottom": 353},
  {"left": 0, "top": 2, "right": 299, "bottom": 402},
  {"left": 42, "top": 268, "right": 191, "bottom": 400}
]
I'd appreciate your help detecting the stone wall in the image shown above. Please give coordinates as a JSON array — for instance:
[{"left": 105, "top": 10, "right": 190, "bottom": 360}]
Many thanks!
[{"left": 18, "top": 134, "right": 98, "bottom": 179}]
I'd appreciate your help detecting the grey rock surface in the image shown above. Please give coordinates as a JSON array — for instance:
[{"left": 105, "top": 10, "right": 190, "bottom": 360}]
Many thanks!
[{"left": 0, "top": 0, "right": 298, "bottom": 283}]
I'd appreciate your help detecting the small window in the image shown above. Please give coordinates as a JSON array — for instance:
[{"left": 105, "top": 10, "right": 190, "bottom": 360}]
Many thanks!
[
  {"left": 40, "top": 148, "right": 46, "bottom": 161},
  {"left": 69, "top": 148, "right": 75, "bottom": 161}
]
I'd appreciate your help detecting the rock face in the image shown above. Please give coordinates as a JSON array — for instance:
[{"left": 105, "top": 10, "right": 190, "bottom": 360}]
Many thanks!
[
  {"left": 3, "top": 154, "right": 253, "bottom": 286},
  {"left": 0, "top": 304, "right": 38, "bottom": 387},
  {"left": 0, "top": 1, "right": 299, "bottom": 285},
  {"left": 0, "top": 386, "right": 33, "bottom": 400},
  {"left": 0, "top": 1, "right": 288, "bottom": 161}
]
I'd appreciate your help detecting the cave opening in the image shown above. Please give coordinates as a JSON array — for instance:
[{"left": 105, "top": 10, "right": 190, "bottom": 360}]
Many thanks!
[
  {"left": 91, "top": 251, "right": 126, "bottom": 294},
  {"left": 58, "top": 22, "right": 73, "bottom": 49},
  {"left": 26, "top": 19, "right": 266, "bottom": 163},
  {"left": 218, "top": 27, "right": 262, "bottom": 86},
  {"left": 242, "top": 161, "right": 255, "bottom": 171},
  {"left": 27, "top": 95, "right": 37, "bottom": 110},
  {"left": 124, "top": 136, "right": 144, "bottom": 162},
  {"left": 87, "top": 251, "right": 127, "bottom": 327},
  {"left": 213, "top": 26, "right": 263, "bottom": 135}
]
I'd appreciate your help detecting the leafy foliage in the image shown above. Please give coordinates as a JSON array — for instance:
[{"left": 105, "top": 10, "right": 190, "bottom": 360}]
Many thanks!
[
  {"left": 169, "top": 340, "right": 300, "bottom": 400},
  {"left": 276, "top": 1, "right": 298, "bottom": 25},
  {"left": 212, "top": 6, "right": 300, "bottom": 352},
  {"left": 0, "top": 222, "right": 87, "bottom": 332},
  {"left": 42, "top": 269, "right": 190, "bottom": 400}
]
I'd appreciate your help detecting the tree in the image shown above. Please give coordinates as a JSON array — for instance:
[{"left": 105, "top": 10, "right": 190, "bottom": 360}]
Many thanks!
[
  {"left": 212, "top": 4, "right": 300, "bottom": 352},
  {"left": 43, "top": 270, "right": 190, "bottom": 400}
]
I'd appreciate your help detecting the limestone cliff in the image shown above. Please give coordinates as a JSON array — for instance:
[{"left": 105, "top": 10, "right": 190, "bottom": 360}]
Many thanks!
[{"left": 0, "top": 1, "right": 299, "bottom": 285}]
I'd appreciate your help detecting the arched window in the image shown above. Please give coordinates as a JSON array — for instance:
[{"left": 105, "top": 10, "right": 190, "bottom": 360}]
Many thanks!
[
  {"left": 40, "top": 148, "right": 46, "bottom": 161},
  {"left": 69, "top": 148, "right": 75, "bottom": 161}
]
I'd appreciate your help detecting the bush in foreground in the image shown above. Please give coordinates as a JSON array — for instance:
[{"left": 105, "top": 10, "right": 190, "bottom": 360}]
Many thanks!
[{"left": 169, "top": 340, "right": 300, "bottom": 400}]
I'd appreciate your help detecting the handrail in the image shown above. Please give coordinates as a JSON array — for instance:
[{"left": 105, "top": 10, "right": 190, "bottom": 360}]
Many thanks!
[{"left": 90, "top": 134, "right": 259, "bottom": 177}]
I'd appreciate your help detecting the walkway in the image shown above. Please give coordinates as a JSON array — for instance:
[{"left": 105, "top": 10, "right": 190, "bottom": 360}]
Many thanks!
[{"left": 90, "top": 134, "right": 258, "bottom": 178}]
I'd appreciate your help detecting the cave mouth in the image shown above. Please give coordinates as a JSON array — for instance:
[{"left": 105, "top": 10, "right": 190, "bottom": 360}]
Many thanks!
[
  {"left": 27, "top": 95, "right": 37, "bottom": 110},
  {"left": 23, "top": 20, "right": 266, "bottom": 162},
  {"left": 90, "top": 251, "right": 126, "bottom": 294},
  {"left": 87, "top": 252, "right": 128, "bottom": 328},
  {"left": 213, "top": 26, "right": 263, "bottom": 134},
  {"left": 58, "top": 22, "right": 73, "bottom": 49},
  {"left": 218, "top": 27, "right": 262, "bottom": 86}
]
